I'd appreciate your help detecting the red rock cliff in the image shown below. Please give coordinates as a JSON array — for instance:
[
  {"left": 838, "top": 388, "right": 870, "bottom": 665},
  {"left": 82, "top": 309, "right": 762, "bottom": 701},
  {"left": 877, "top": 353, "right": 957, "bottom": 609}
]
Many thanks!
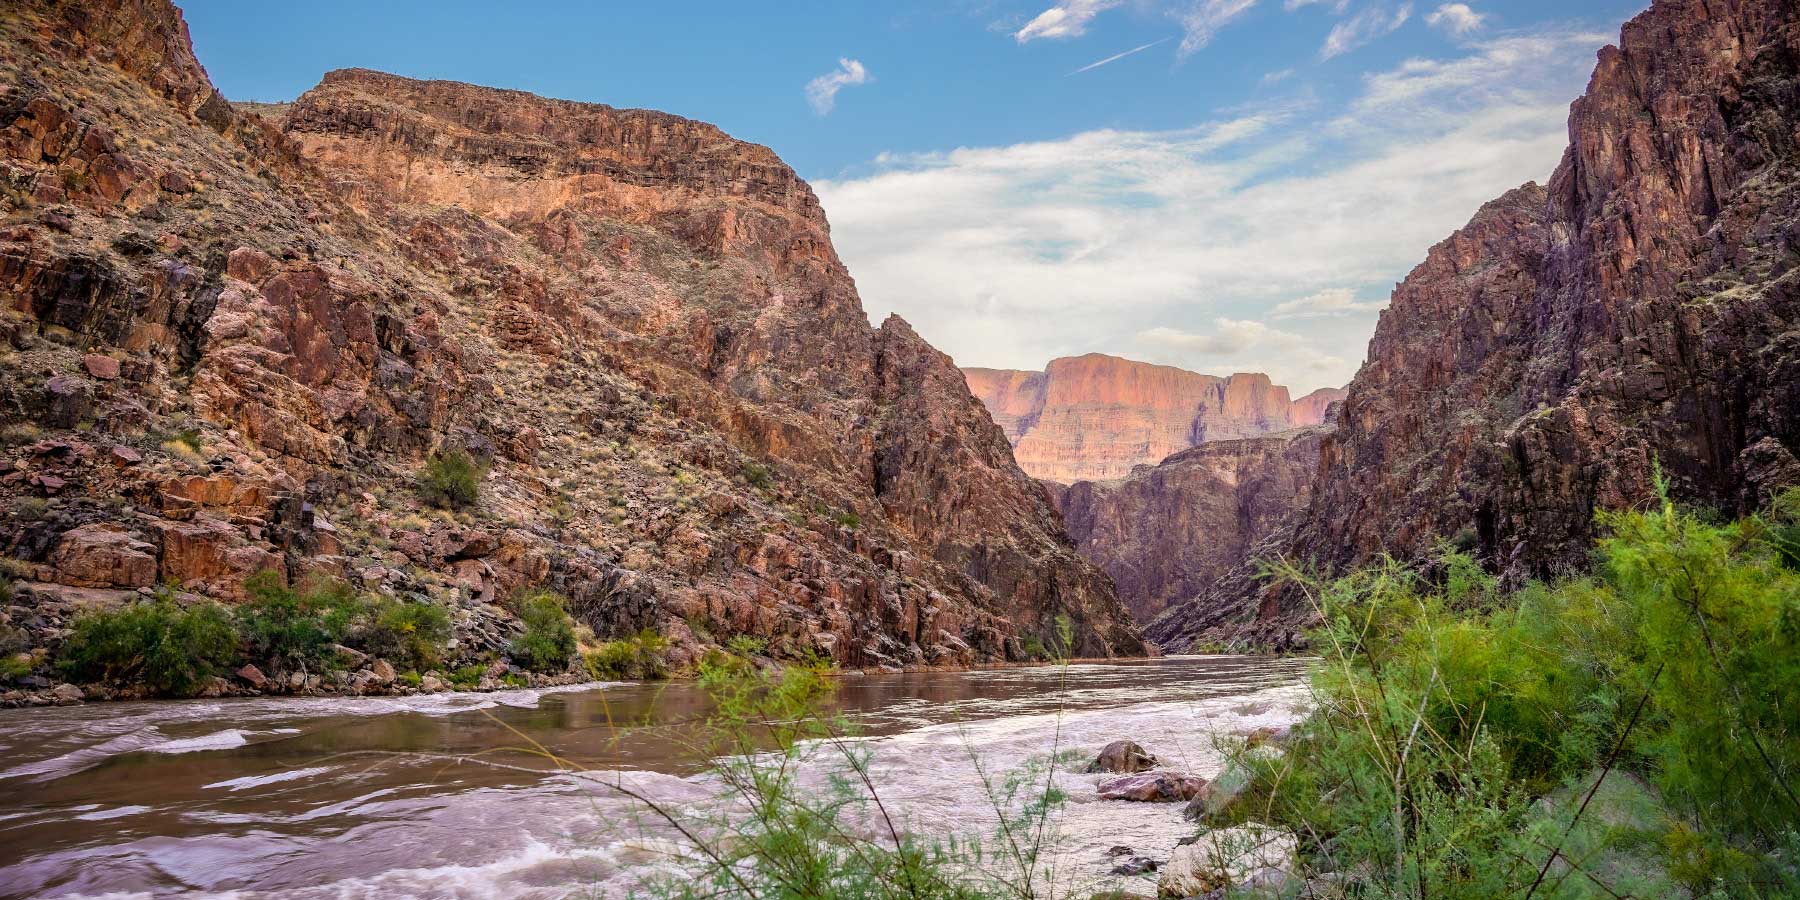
[
  {"left": 1052, "top": 427, "right": 1325, "bottom": 622},
  {"left": 0, "top": 0, "right": 1142, "bottom": 676},
  {"left": 1150, "top": 0, "right": 1800, "bottom": 651},
  {"left": 964, "top": 353, "right": 1339, "bottom": 482}
]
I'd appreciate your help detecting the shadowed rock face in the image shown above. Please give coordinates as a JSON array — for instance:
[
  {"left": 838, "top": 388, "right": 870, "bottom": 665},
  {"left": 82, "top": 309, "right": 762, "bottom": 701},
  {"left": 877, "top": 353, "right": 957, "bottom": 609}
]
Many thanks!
[
  {"left": 964, "top": 353, "right": 1342, "bottom": 483},
  {"left": 0, "top": 0, "right": 1142, "bottom": 670},
  {"left": 1151, "top": 0, "right": 1800, "bottom": 652},
  {"left": 1049, "top": 428, "right": 1325, "bottom": 622}
]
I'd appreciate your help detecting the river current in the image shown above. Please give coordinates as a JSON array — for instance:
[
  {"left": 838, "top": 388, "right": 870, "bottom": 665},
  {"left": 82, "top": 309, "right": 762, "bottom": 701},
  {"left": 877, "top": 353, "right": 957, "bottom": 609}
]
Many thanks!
[{"left": 0, "top": 655, "right": 1311, "bottom": 899}]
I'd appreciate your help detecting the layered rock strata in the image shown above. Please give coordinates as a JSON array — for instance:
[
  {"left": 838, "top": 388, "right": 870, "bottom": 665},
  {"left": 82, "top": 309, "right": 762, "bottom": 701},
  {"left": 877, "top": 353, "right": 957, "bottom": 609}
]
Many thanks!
[
  {"left": 0, "top": 0, "right": 1142, "bottom": 683},
  {"left": 964, "top": 353, "right": 1342, "bottom": 482},
  {"left": 1048, "top": 428, "right": 1324, "bottom": 622},
  {"left": 1151, "top": 0, "right": 1800, "bottom": 650}
]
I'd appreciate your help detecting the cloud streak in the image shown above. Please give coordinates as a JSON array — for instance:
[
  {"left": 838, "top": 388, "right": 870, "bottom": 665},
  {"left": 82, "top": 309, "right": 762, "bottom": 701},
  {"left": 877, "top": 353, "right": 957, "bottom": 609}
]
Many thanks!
[
  {"left": 1321, "top": 2, "right": 1413, "bottom": 59},
  {"left": 805, "top": 58, "right": 870, "bottom": 115},
  {"left": 1070, "top": 37, "right": 1173, "bottom": 74}
]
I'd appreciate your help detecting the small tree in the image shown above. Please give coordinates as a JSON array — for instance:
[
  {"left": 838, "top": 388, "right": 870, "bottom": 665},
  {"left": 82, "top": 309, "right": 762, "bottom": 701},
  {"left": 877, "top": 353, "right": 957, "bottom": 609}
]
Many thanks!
[
  {"left": 57, "top": 588, "right": 237, "bottom": 697},
  {"left": 509, "top": 590, "right": 576, "bottom": 673},
  {"left": 417, "top": 450, "right": 483, "bottom": 510}
]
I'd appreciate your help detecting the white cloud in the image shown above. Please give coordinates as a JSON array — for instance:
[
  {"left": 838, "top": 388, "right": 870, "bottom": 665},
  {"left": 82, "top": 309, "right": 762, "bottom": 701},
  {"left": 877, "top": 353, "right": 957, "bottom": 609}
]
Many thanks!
[
  {"left": 1261, "top": 67, "right": 1296, "bottom": 84},
  {"left": 1175, "top": 0, "right": 1261, "bottom": 56},
  {"left": 1425, "top": 3, "right": 1485, "bottom": 36},
  {"left": 1321, "top": 3, "right": 1413, "bottom": 59},
  {"left": 1272, "top": 287, "right": 1386, "bottom": 318},
  {"left": 815, "top": 26, "right": 1613, "bottom": 392},
  {"left": 805, "top": 58, "right": 871, "bottom": 115},
  {"left": 1015, "top": 0, "right": 1122, "bottom": 41},
  {"left": 1012, "top": 0, "right": 1260, "bottom": 58},
  {"left": 1284, "top": 0, "right": 1349, "bottom": 10}
]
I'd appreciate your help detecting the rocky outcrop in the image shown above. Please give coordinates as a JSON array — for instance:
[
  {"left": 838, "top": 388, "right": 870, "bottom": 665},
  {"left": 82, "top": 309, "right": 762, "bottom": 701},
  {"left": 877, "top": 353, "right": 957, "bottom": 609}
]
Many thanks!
[
  {"left": 1054, "top": 428, "right": 1324, "bottom": 622},
  {"left": 963, "top": 353, "right": 1339, "bottom": 482},
  {"left": 0, "top": 0, "right": 1142, "bottom": 679},
  {"left": 1151, "top": 0, "right": 1800, "bottom": 650}
]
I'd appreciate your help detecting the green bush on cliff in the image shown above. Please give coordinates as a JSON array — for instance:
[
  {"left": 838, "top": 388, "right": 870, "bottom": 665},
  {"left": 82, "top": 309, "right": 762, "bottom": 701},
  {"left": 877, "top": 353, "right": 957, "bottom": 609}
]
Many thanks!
[
  {"left": 1232, "top": 484, "right": 1800, "bottom": 898},
  {"left": 354, "top": 597, "right": 454, "bottom": 672},
  {"left": 584, "top": 627, "right": 670, "bottom": 681},
  {"left": 56, "top": 589, "right": 236, "bottom": 697},
  {"left": 508, "top": 590, "right": 576, "bottom": 672},
  {"left": 235, "top": 571, "right": 361, "bottom": 675},
  {"left": 417, "top": 449, "right": 483, "bottom": 510}
]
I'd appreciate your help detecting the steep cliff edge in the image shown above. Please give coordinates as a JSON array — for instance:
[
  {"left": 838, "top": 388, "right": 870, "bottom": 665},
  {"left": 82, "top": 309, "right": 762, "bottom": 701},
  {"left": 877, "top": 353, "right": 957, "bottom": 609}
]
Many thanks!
[
  {"left": 964, "top": 353, "right": 1342, "bottom": 482},
  {"left": 1050, "top": 427, "right": 1324, "bottom": 622},
  {"left": 1151, "top": 0, "right": 1800, "bottom": 651},
  {"left": 0, "top": 0, "right": 1141, "bottom": 687}
]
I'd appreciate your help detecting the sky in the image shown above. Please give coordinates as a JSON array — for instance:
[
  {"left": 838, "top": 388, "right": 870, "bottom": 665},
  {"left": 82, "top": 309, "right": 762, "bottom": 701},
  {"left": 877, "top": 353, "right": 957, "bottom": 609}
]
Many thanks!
[{"left": 182, "top": 0, "right": 1649, "bottom": 393}]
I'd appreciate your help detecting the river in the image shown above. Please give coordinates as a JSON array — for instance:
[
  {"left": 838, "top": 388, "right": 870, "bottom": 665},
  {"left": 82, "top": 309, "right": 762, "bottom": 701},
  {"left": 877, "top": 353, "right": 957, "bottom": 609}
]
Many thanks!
[{"left": 0, "top": 655, "right": 1312, "bottom": 899}]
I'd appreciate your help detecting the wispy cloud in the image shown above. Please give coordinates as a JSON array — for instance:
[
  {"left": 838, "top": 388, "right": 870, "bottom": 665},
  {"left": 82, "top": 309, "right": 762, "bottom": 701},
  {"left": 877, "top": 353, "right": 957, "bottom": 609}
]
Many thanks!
[
  {"left": 1015, "top": 0, "right": 1121, "bottom": 41},
  {"left": 1175, "top": 0, "right": 1261, "bottom": 56},
  {"left": 1262, "top": 67, "right": 1297, "bottom": 84},
  {"left": 805, "top": 58, "right": 871, "bottom": 115},
  {"left": 1321, "top": 2, "right": 1412, "bottom": 59},
  {"left": 1425, "top": 3, "right": 1485, "bottom": 36},
  {"left": 1070, "top": 37, "right": 1173, "bottom": 74},
  {"left": 1284, "top": 0, "right": 1349, "bottom": 10},
  {"left": 816, "top": 25, "right": 1613, "bottom": 391},
  {"left": 1272, "top": 287, "right": 1386, "bottom": 318}
]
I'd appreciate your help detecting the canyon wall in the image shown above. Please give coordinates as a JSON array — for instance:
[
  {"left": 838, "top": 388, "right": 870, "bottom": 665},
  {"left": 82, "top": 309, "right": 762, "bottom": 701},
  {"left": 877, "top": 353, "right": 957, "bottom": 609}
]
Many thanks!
[
  {"left": 1151, "top": 0, "right": 1800, "bottom": 651},
  {"left": 1049, "top": 427, "right": 1325, "bottom": 622},
  {"left": 964, "top": 353, "right": 1342, "bottom": 482},
  {"left": 0, "top": 0, "right": 1142, "bottom": 674}
]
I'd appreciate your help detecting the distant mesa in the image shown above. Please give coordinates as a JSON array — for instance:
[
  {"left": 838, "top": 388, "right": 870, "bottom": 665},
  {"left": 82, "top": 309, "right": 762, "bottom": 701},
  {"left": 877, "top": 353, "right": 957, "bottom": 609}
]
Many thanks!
[{"left": 963, "top": 353, "right": 1343, "bottom": 483}]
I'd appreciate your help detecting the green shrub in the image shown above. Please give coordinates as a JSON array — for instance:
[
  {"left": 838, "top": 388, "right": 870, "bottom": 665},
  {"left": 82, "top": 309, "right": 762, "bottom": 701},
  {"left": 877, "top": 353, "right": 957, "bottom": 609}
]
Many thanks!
[
  {"left": 584, "top": 628, "right": 671, "bottom": 680},
  {"left": 235, "top": 571, "right": 360, "bottom": 675},
  {"left": 56, "top": 592, "right": 236, "bottom": 697},
  {"left": 354, "top": 597, "right": 452, "bottom": 671},
  {"left": 508, "top": 590, "right": 575, "bottom": 673},
  {"left": 0, "top": 573, "right": 13, "bottom": 604},
  {"left": 448, "top": 663, "right": 486, "bottom": 689},
  {"left": 1236, "top": 486, "right": 1800, "bottom": 898},
  {"left": 0, "top": 652, "right": 32, "bottom": 682},
  {"left": 724, "top": 634, "right": 767, "bottom": 658},
  {"left": 417, "top": 450, "right": 483, "bottom": 510},
  {"left": 397, "top": 670, "right": 422, "bottom": 689},
  {"left": 740, "top": 461, "right": 773, "bottom": 489}
]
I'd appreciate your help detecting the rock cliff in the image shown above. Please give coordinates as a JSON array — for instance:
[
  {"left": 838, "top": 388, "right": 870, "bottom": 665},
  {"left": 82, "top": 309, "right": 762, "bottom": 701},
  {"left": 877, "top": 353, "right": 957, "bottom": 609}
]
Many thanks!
[
  {"left": 1049, "top": 427, "right": 1324, "bottom": 622},
  {"left": 963, "top": 354, "right": 1341, "bottom": 482},
  {"left": 0, "top": 0, "right": 1142, "bottom": 685},
  {"left": 1151, "top": 0, "right": 1800, "bottom": 651}
]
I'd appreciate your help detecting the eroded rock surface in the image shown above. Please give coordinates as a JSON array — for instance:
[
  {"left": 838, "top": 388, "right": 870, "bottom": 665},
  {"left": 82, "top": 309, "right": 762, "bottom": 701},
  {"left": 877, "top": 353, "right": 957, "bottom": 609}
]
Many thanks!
[
  {"left": 0, "top": 0, "right": 1142, "bottom": 679},
  {"left": 1053, "top": 428, "right": 1324, "bottom": 622},
  {"left": 1152, "top": 0, "right": 1800, "bottom": 651},
  {"left": 964, "top": 354, "right": 1341, "bottom": 483}
]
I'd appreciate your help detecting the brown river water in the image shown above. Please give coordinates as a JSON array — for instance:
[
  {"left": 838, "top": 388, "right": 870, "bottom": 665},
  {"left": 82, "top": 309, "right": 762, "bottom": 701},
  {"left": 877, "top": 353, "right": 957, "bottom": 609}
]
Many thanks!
[{"left": 0, "top": 655, "right": 1312, "bottom": 899}]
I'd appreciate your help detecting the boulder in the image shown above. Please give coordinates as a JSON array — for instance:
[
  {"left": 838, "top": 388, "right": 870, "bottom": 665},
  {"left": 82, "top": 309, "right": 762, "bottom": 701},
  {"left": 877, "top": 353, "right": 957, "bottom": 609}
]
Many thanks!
[
  {"left": 82, "top": 354, "right": 121, "bottom": 380},
  {"left": 1098, "top": 772, "right": 1208, "bottom": 803},
  {"left": 1157, "top": 826, "right": 1295, "bottom": 898},
  {"left": 52, "top": 523, "right": 157, "bottom": 589},
  {"left": 150, "top": 515, "right": 284, "bottom": 594},
  {"left": 1086, "top": 740, "right": 1159, "bottom": 774},
  {"left": 369, "top": 658, "right": 396, "bottom": 685},
  {"left": 235, "top": 663, "right": 267, "bottom": 686},
  {"left": 49, "top": 683, "right": 85, "bottom": 704}
]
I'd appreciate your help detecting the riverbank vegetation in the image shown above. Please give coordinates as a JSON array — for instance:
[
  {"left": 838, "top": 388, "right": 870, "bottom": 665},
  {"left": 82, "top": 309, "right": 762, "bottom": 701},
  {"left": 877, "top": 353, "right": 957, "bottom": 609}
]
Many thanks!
[
  {"left": 1221, "top": 483, "right": 1800, "bottom": 897},
  {"left": 605, "top": 619, "right": 1085, "bottom": 900}
]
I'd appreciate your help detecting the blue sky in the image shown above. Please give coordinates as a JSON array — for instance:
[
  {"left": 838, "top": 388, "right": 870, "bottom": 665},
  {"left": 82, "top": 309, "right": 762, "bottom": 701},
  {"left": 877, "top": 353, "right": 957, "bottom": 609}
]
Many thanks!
[{"left": 183, "top": 0, "right": 1649, "bottom": 392}]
